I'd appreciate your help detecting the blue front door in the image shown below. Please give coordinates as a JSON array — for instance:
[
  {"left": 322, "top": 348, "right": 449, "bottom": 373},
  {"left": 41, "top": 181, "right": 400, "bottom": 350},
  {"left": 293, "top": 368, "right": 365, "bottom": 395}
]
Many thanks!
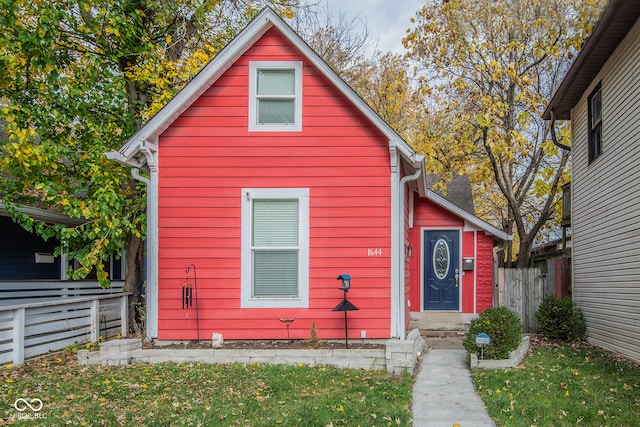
[{"left": 424, "top": 230, "right": 459, "bottom": 310}]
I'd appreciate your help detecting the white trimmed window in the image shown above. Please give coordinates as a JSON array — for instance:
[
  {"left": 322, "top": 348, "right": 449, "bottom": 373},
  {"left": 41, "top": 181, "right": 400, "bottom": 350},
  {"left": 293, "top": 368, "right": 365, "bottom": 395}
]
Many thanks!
[
  {"left": 241, "top": 188, "right": 309, "bottom": 308},
  {"left": 248, "top": 61, "right": 302, "bottom": 132}
]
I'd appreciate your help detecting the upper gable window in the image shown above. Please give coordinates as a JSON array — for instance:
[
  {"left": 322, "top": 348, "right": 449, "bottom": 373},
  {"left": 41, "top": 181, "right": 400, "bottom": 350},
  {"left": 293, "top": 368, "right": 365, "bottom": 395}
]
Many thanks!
[
  {"left": 588, "top": 83, "right": 602, "bottom": 163},
  {"left": 249, "top": 61, "right": 302, "bottom": 132}
]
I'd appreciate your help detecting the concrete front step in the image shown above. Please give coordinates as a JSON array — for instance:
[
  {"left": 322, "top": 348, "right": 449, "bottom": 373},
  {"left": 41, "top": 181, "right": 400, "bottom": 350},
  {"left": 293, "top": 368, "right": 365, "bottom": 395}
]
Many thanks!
[
  {"left": 409, "top": 311, "right": 472, "bottom": 332},
  {"left": 419, "top": 329, "right": 468, "bottom": 338}
]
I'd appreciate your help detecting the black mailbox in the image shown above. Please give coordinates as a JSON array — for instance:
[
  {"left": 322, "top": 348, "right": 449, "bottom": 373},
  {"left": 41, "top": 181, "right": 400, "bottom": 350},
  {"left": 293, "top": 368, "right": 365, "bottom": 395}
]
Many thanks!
[{"left": 463, "top": 258, "right": 475, "bottom": 271}]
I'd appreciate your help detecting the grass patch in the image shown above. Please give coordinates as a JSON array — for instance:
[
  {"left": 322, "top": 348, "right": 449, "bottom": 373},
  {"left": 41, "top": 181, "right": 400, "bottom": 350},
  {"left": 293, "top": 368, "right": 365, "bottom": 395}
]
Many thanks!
[
  {"left": 1, "top": 351, "right": 412, "bottom": 426},
  {"left": 472, "top": 339, "right": 640, "bottom": 426}
]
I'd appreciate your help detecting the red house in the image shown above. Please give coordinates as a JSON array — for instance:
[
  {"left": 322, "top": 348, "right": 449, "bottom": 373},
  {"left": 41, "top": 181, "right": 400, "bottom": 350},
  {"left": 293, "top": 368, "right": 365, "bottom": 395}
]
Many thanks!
[{"left": 107, "top": 8, "right": 510, "bottom": 342}]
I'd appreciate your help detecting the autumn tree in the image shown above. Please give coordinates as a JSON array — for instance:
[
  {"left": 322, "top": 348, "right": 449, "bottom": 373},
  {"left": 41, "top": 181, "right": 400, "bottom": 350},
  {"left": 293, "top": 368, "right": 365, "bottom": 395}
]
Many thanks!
[
  {"left": 294, "top": 7, "right": 423, "bottom": 142},
  {"left": 291, "top": 5, "right": 372, "bottom": 81},
  {"left": 0, "top": 0, "right": 298, "bottom": 332},
  {"left": 404, "top": 0, "right": 605, "bottom": 266}
]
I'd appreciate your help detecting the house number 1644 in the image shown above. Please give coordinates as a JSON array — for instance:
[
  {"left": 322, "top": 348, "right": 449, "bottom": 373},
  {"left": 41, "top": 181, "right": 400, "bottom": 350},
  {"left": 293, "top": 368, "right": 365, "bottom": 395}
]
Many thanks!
[{"left": 367, "top": 248, "right": 382, "bottom": 257}]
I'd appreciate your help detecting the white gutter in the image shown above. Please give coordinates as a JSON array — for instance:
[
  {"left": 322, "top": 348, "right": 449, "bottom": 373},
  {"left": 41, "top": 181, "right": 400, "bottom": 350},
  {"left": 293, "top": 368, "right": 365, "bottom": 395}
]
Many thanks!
[
  {"left": 110, "top": 140, "right": 159, "bottom": 339},
  {"left": 396, "top": 167, "right": 422, "bottom": 340},
  {"left": 131, "top": 168, "right": 150, "bottom": 185},
  {"left": 139, "top": 142, "right": 159, "bottom": 340},
  {"left": 389, "top": 148, "right": 400, "bottom": 339},
  {"left": 389, "top": 143, "right": 425, "bottom": 340}
]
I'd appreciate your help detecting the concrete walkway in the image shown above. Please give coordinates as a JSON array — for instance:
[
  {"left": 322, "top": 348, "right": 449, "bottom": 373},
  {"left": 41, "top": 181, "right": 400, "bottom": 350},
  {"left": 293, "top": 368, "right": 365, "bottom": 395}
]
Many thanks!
[{"left": 412, "top": 349, "right": 496, "bottom": 427}]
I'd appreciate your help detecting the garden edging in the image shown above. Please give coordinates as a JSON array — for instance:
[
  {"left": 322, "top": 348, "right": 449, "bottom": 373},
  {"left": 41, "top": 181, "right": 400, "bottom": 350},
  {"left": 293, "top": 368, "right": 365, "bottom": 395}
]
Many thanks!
[
  {"left": 77, "top": 328, "right": 425, "bottom": 375},
  {"left": 468, "top": 335, "right": 530, "bottom": 369}
]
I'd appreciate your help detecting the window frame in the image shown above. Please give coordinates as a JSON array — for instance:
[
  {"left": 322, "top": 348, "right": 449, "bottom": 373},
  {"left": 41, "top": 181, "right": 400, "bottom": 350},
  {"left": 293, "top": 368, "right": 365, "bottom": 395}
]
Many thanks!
[
  {"left": 588, "top": 83, "right": 602, "bottom": 164},
  {"left": 241, "top": 188, "right": 309, "bottom": 308},
  {"left": 248, "top": 61, "right": 303, "bottom": 132}
]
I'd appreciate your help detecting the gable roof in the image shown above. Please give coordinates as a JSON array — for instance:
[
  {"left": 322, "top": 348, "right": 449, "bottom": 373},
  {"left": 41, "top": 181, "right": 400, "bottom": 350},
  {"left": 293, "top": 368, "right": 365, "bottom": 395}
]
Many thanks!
[
  {"left": 421, "top": 174, "right": 510, "bottom": 241},
  {"left": 107, "top": 7, "right": 423, "bottom": 174},
  {"left": 425, "top": 190, "right": 511, "bottom": 242},
  {"left": 543, "top": 0, "right": 640, "bottom": 120}
]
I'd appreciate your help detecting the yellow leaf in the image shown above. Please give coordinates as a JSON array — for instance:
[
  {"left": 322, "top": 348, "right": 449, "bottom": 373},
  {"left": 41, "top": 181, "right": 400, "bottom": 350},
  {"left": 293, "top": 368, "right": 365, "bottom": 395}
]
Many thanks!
[{"left": 336, "top": 404, "right": 344, "bottom": 412}]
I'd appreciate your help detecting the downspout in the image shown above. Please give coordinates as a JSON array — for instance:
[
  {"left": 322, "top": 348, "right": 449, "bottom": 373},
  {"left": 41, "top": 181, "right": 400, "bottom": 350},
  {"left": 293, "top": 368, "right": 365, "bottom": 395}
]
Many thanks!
[
  {"left": 549, "top": 110, "right": 571, "bottom": 151},
  {"left": 131, "top": 168, "right": 150, "bottom": 185},
  {"left": 397, "top": 167, "right": 422, "bottom": 340},
  {"left": 132, "top": 142, "right": 159, "bottom": 339}
]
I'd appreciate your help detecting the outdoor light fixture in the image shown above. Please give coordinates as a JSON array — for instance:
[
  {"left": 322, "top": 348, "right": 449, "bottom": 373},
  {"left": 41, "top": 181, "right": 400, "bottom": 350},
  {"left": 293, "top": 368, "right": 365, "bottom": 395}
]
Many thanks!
[
  {"left": 406, "top": 243, "right": 413, "bottom": 258},
  {"left": 337, "top": 274, "right": 351, "bottom": 290}
]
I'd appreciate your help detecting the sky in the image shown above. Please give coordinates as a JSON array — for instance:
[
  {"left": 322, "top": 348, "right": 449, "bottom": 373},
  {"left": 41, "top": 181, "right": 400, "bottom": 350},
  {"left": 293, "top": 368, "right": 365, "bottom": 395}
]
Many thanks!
[{"left": 318, "top": 0, "right": 425, "bottom": 55}]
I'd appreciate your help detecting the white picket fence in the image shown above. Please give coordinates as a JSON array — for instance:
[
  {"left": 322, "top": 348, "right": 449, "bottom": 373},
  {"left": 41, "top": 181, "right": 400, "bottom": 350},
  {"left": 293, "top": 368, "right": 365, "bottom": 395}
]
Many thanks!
[{"left": 0, "top": 281, "right": 129, "bottom": 365}]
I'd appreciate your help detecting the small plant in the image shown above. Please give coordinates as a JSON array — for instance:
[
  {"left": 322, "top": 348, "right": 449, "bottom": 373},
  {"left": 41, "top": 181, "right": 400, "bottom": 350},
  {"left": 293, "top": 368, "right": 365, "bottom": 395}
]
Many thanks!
[
  {"left": 536, "top": 295, "right": 586, "bottom": 341},
  {"left": 65, "top": 341, "right": 99, "bottom": 352},
  {"left": 464, "top": 306, "right": 523, "bottom": 359},
  {"left": 304, "top": 321, "right": 324, "bottom": 348}
]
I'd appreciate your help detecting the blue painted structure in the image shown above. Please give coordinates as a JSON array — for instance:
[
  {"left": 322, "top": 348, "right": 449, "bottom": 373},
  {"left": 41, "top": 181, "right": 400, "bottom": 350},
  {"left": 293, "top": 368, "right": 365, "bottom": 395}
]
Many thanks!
[{"left": 0, "top": 216, "right": 61, "bottom": 280}]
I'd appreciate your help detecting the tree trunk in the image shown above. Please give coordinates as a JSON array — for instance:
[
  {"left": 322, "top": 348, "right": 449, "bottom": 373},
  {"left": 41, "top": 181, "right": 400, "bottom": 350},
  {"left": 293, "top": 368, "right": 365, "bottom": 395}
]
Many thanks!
[
  {"left": 124, "top": 233, "right": 145, "bottom": 334},
  {"left": 516, "top": 234, "right": 533, "bottom": 268}
]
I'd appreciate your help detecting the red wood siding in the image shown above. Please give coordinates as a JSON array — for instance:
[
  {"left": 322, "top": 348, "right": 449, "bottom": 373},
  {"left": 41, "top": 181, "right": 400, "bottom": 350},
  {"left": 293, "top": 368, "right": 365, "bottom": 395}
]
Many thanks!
[
  {"left": 413, "top": 198, "right": 465, "bottom": 228},
  {"left": 461, "top": 231, "right": 475, "bottom": 313},
  {"left": 156, "top": 28, "right": 393, "bottom": 340},
  {"left": 408, "top": 222, "right": 421, "bottom": 312},
  {"left": 475, "top": 232, "right": 495, "bottom": 312}
]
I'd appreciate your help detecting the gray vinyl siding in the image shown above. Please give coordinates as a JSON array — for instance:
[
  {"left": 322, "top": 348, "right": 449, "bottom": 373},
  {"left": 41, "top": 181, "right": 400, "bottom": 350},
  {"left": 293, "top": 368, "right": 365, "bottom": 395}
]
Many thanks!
[{"left": 570, "top": 19, "right": 640, "bottom": 364}]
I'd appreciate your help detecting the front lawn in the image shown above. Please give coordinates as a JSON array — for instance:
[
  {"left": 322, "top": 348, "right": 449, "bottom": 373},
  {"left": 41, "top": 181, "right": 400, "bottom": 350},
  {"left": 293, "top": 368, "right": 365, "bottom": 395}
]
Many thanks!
[
  {"left": 473, "top": 338, "right": 640, "bottom": 426},
  {"left": 1, "top": 352, "right": 412, "bottom": 426}
]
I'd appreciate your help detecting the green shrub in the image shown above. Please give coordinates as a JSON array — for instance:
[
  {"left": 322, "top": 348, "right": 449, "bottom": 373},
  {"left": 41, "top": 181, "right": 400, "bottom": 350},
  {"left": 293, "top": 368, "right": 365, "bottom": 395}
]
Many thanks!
[
  {"left": 536, "top": 295, "right": 586, "bottom": 341},
  {"left": 463, "top": 306, "right": 523, "bottom": 359}
]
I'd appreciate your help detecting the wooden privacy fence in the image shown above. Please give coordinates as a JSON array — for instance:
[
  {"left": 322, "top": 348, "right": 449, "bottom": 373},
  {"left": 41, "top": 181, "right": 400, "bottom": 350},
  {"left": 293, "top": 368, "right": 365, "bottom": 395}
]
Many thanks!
[
  {"left": 497, "top": 267, "right": 557, "bottom": 333},
  {"left": 0, "top": 281, "right": 129, "bottom": 365}
]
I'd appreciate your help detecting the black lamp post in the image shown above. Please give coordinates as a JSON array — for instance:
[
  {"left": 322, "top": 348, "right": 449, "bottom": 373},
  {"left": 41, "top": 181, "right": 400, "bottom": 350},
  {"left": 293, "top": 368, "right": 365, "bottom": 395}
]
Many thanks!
[{"left": 332, "top": 274, "right": 359, "bottom": 348}]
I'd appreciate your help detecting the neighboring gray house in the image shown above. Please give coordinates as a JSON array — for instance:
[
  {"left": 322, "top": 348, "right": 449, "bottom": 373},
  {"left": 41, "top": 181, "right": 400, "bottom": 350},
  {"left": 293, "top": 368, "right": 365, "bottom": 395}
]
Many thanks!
[{"left": 544, "top": 0, "right": 640, "bottom": 363}]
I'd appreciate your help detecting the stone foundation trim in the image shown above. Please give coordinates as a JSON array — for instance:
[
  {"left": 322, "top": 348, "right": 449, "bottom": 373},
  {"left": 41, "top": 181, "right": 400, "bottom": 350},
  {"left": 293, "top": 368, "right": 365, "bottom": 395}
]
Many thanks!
[{"left": 77, "top": 330, "right": 425, "bottom": 375}]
